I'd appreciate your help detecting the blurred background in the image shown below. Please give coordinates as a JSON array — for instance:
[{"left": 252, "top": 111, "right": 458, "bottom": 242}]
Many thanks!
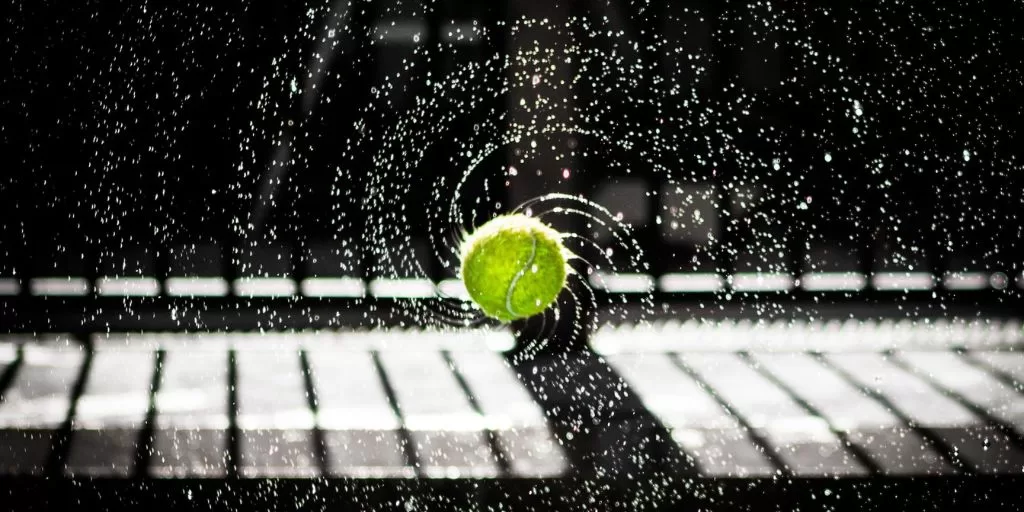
[{"left": 1, "top": 0, "right": 1020, "bottom": 302}]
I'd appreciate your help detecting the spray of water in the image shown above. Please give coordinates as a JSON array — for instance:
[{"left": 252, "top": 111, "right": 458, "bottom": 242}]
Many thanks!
[{"left": 326, "top": 16, "right": 673, "bottom": 341}]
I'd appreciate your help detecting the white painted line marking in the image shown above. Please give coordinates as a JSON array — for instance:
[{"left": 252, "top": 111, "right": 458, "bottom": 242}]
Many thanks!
[
  {"left": 368, "top": 278, "right": 436, "bottom": 298},
  {"left": 437, "top": 278, "right": 469, "bottom": 300},
  {"left": 800, "top": 272, "right": 867, "bottom": 291},
  {"left": 30, "top": 277, "right": 89, "bottom": 296},
  {"left": 589, "top": 273, "right": 655, "bottom": 293},
  {"left": 300, "top": 277, "right": 365, "bottom": 298},
  {"left": 872, "top": 272, "right": 934, "bottom": 291},
  {"left": 96, "top": 277, "right": 160, "bottom": 297},
  {"left": 943, "top": 272, "right": 989, "bottom": 290},
  {"left": 591, "top": 318, "right": 1023, "bottom": 353},
  {"left": 658, "top": 273, "right": 725, "bottom": 293},
  {"left": 0, "top": 278, "right": 20, "bottom": 296},
  {"left": 233, "top": 278, "right": 297, "bottom": 297},
  {"left": 729, "top": 272, "right": 794, "bottom": 292},
  {"left": 165, "top": 277, "right": 229, "bottom": 297}
]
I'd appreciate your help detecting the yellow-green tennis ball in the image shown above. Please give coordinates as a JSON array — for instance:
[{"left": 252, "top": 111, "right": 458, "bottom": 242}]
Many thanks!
[{"left": 460, "top": 214, "right": 569, "bottom": 322}]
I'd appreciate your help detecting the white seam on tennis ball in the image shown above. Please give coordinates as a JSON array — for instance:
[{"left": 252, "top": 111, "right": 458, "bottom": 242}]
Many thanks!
[{"left": 505, "top": 232, "right": 538, "bottom": 318}]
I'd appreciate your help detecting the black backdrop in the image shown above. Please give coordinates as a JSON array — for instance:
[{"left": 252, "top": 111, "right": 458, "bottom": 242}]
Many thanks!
[{"left": 1, "top": 0, "right": 1020, "bottom": 283}]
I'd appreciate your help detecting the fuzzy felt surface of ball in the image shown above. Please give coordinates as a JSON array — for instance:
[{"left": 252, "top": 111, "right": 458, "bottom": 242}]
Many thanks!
[{"left": 459, "top": 214, "right": 568, "bottom": 322}]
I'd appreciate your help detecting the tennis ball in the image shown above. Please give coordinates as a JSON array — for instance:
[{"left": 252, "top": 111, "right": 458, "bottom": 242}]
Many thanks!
[{"left": 460, "top": 214, "right": 569, "bottom": 322}]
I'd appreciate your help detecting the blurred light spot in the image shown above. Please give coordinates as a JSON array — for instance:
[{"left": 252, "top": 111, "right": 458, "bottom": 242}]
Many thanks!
[
  {"left": 233, "top": 278, "right": 297, "bottom": 297},
  {"left": 989, "top": 272, "right": 1009, "bottom": 290},
  {"left": 943, "top": 272, "right": 989, "bottom": 290},
  {"left": 97, "top": 277, "right": 160, "bottom": 297},
  {"left": 30, "top": 277, "right": 89, "bottom": 296},
  {"left": 589, "top": 273, "right": 654, "bottom": 293},
  {"left": 800, "top": 272, "right": 867, "bottom": 292},
  {"left": 300, "top": 277, "right": 365, "bottom": 298},
  {"left": 729, "top": 273, "right": 794, "bottom": 292},
  {"left": 374, "top": 20, "right": 427, "bottom": 44},
  {"left": 165, "top": 277, "right": 229, "bottom": 297},
  {"left": 0, "top": 278, "right": 20, "bottom": 296},
  {"left": 369, "top": 278, "right": 436, "bottom": 298},
  {"left": 872, "top": 272, "right": 934, "bottom": 291},
  {"left": 658, "top": 273, "right": 725, "bottom": 293}
]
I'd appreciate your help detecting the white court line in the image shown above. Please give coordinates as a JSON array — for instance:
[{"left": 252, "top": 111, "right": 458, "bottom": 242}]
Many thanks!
[
  {"left": 165, "top": 277, "right": 229, "bottom": 297},
  {"left": 89, "top": 334, "right": 160, "bottom": 352},
  {"left": 300, "top": 329, "right": 514, "bottom": 352},
  {"left": 233, "top": 277, "right": 297, "bottom": 297},
  {"left": 658, "top": 273, "right": 725, "bottom": 293},
  {"left": 729, "top": 272, "right": 794, "bottom": 292},
  {"left": 301, "top": 277, "right": 365, "bottom": 298},
  {"left": 591, "top": 317, "right": 1023, "bottom": 354},
  {"left": 0, "top": 278, "right": 20, "bottom": 296},
  {"left": 0, "top": 341, "right": 17, "bottom": 363},
  {"left": 96, "top": 277, "right": 160, "bottom": 297},
  {"left": 872, "top": 272, "right": 934, "bottom": 291},
  {"left": 800, "top": 272, "right": 867, "bottom": 292},
  {"left": 589, "top": 273, "right": 654, "bottom": 293},
  {"left": 943, "top": 272, "right": 989, "bottom": 290},
  {"left": 30, "top": 277, "right": 90, "bottom": 296},
  {"left": 95, "top": 329, "right": 516, "bottom": 354},
  {"left": 368, "top": 278, "right": 436, "bottom": 298},
  {"left": 437, "top": 278, "right": 469, "bottom": 300}
]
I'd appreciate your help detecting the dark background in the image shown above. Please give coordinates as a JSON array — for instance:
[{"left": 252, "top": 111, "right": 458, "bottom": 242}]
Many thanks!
[{"left": 0, "top": 0, "right": 1020, "bottom": 291}]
